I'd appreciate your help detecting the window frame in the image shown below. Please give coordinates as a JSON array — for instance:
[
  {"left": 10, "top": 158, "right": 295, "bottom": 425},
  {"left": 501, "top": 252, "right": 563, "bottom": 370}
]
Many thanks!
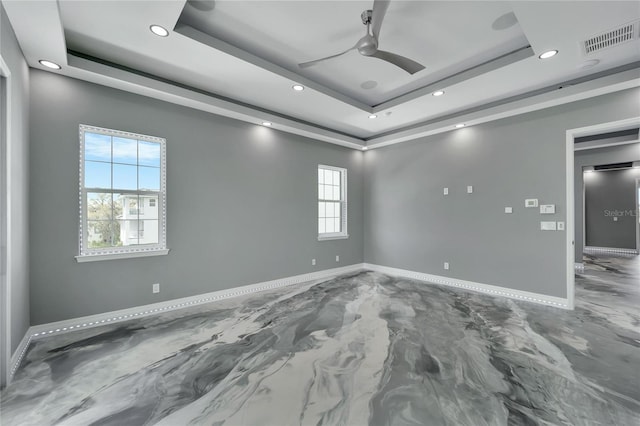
[
  {"left": 76, "top": 124, "right": 169, "bottom": 262},
  {"left": 317, "top": 164, "right": 348, "bottom": 241}
]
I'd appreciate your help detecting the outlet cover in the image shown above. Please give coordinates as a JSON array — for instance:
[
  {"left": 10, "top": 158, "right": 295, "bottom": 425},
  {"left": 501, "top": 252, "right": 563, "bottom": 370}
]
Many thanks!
[
  {"left": 557, "top": 221, "right": 565, "bottom": 231},
  {"left": 467, "top": 186, "right": 473, "bottom": 194},
  {"left": 443, "top": 187, "right": 449, "bottom": 195},
  {"left": 444, "top": 262, "right": 450, "bottom": 270},
  {"left": 152, "top": 283, "right": 160, "bottom": 293},
  {"left": 311, "top": 259, "right": 316, "bottom": 266},
  {"left": 505, "top": 207, "right": 513, "bottom": 214},
  {"left": 336, "top": 255, "right": 340, "bottom": 262}
]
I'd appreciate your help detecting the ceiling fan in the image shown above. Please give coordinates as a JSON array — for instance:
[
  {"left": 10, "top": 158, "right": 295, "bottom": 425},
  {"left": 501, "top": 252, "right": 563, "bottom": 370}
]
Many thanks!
[{"left": 298, "top": 0, "right": 425, "bottom": 75}]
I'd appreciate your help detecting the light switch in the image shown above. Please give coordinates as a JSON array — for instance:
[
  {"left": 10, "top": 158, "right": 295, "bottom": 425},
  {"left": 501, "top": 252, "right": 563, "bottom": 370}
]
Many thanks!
[
  {"left": 613, "top": 217, "right": 618, "bottom": 222},
  {"left": 557, "top": 221, "right": 565, "bottom": 231},
  {"left": 467, "top": 186, "right": 473, "bottom": 194},
  {"left": 505, "top": 207, "right": 513, "bottom": 214},
  {"left": 525, "top": 199, "right": 539, "bottom": 208},
  {"left": 443, "top": 187, "right": 449, "bottom": 195},
  {"left": 540, "top": 204, "right": 556, "bottom": 214},
  {"left": 540, "top": 221, "right": 557, "bottom": 231}
]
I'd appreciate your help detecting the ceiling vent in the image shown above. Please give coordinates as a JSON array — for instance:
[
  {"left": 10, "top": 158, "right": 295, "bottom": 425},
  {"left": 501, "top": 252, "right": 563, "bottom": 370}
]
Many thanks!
[{"left": 583, "top": 21, "right": 639, "bottom": 55}]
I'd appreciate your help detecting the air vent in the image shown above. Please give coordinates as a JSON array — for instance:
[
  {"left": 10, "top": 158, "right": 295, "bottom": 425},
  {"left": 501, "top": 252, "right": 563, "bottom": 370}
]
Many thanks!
[{"left": 583, "top": 21, "right": 638, "bottom": 55}]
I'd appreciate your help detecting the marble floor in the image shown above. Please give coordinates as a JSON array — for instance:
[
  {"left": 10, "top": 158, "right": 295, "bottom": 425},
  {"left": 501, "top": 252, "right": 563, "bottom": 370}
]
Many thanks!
[{"left": 1, "top": 255, "right": 639, "bottom": 425}]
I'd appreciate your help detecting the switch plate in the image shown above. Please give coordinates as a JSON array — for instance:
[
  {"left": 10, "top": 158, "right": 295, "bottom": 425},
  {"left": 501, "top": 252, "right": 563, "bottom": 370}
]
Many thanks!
[
  {"left": 540, "top": 204, "right": 556, "bottom": 214},
  {"left": 504, "top": 207, "right": 513, "bottom": 214},
  {"left": 540, "top": 221, "right": 557, "bottom": 231},
  {"left": 613, "top": 217, "right": 618, "bottom": 222},
  {"left": 467, "top": 186, "right": 473, "bottom": 194},
  {"left": 312, "top": 259, "right": 316, "bottom": 266},
  {"left": 444, "top": 262, "right": 450, "bottom": 270},
  {"left": 557, "top": 221, "right": 565, "bottom": 231},
  {"left": 525, "top": 199, "right": 538, "bottom": 208},
  {"left": 443, "top": 187, "right": 449, "bottom": 195},
  {"left": 152, "top": 283, "right": 160, "bottom": 294},
  {"left": 336, "top": 255, "right": 340, "bottom": 262}
]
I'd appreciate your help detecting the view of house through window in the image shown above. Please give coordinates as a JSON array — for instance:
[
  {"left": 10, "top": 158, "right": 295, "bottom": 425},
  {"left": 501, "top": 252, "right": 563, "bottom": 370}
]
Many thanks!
[
  {"left": 318, "top": 165, "right": 348, "bottom": 240},
  {"left": 80, "top": 125, "right": 166, "bottom": 258}
]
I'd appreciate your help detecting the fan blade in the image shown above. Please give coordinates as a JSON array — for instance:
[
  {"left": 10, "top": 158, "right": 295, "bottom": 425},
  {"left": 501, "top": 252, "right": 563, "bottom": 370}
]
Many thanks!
[
  {"left": 371, "top": 0, "right": 390, "bottom": 41},
  {"left": 370, "top": 50, "right": 425, "bottom": 74},
  {"left": 299, "top": 45, "right": 357, "bottom": 68}
]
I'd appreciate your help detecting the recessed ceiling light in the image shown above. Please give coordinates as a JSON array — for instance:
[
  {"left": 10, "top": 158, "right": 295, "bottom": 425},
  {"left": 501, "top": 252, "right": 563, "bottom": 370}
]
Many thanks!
[
  {"left": 369, "top": 114, "right": 377, "bottom": 119},
  {"left": 432, "top": 90, "right": 445, "bottom": 97},
  {"left": 150, "top": 25, "right": 169, "bottom": 37},
  {"left": 539, "top": 50, "right": 558, "bottom": 59},
  {"left": 262, "top": 121, "right": 272, "bottom": 126},
  {"left": 455, "top": 123, "right": 465, "bottom": 128},
  {"left": 292, "top": 84, "right": 304, "bottom": 91},
  {"left": 39, "top": 60, "right": 61, "bottom": 70}
]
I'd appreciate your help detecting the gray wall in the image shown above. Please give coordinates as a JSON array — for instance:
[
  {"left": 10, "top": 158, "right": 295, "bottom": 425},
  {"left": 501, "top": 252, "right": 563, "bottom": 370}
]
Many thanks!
[
  {"left": 29, "top": 70, "right": 364, "bottom": 325},
  {"left": 574, "top": 143, "right": 640, "bottom": 259},
  {"left": 0, "top": 4, "right": 30, "bottom": 387},
  {"left": 585, "top": 168, "right": 639, "bottom": 249},
  {"left": 364, "top": 88, "right": 640, "bottom": 299}
]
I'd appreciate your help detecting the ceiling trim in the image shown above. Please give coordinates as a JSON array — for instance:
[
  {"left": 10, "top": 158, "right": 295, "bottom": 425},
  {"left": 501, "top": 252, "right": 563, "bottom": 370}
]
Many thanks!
[
  {"left": 372, "top": 46, "right": 534, "bottom": 112},
  {"left": 65, "top": 53, "right": 365, "bottom": 150},
  {"left": 366, "top": 67, "right": 640, "bottom": 149},
  {"left": 175, "top": 24, "right": 373, "bottom": 113}
]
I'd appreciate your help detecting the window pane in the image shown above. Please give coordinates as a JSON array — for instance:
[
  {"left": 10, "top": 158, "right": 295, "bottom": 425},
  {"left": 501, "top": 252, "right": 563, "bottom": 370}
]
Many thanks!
[
  {"left": 113, "top": 193, "right": 125, "bottom": 221},
  {"left": 143, "top": 196, "right": 159, "bottom": 220},
  {"left": 333, "top": 171, "right": 340, "bottom": 187},
  {"left": 325, "top": 169, "right": 333, "bottom": 185},
  {"left": 326, "top": 202, "right": 334, "bottom": 218},
  {"left": 87, "top": 220, "right": 120, "bottom": 248},
  {"left": 334, "top": 218, "right": 341, "bottom": 233},
  {"left": 112, "top": 136, "right": 138, "bottom": 165},
  {"left": 324, "top": 185, "right": 333, "bottom": 200},
  {"left": 333, "top": 186, "right": 340, "bottom": 201},
  {"left": 113, "top": 164, "right": 137, "bottom": 190},
  {"left": 120, "top": 219, "right": 140, "bottom": 246},
  {"left": 85, "top": 161, "right": 111, "bottom": 189},
  {"left": 319, "top": 218, "right": 325, "bottom": 234},
  {"left": 139, "top": 166, "right": 160, "bottom": 191},
  {"left": 86, "top": 193, "right": 112, "bottom": 221},
  {"left": 139, "top": 141, "right": 161, "bottom": 167},
  {"left": 318, "top": 168, "right": 324, "bottom": 184},
  {"left": 84, "top": 132, "right": 111, "bottom": 162},
  {"left": 140, "top": 220, "right": 159, "bottom": 245},
  {"left": 318, "top": 202, "right": 325, "bottom": 218},
  {"left": 326, "top": 218, "right": 335, "bottom": 233}
]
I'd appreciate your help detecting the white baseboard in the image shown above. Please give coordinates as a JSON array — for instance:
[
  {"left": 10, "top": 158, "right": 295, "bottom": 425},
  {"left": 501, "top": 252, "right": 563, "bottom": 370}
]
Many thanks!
[
  {"left": 584, "top": 246, "right": 638, "bottom": 255},
  {"left": 363, "top": 263, "right": 570, "bottom": 309},
  {"left": 8, "top": 263, "right": 364, "bottom": 382}
]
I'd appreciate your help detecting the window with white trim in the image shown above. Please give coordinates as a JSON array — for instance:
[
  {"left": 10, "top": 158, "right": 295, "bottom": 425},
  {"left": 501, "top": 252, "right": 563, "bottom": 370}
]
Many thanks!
[
  {"left": 77, "top": 125, "right": 167, "bottom": 261},
  {"left": 318, "top": 165, "right": 348, "bottom": 240}
]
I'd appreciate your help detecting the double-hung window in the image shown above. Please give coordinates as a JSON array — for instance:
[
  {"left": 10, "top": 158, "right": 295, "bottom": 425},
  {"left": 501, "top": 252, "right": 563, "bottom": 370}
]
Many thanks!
[
  {"left": 77, "top": 125, "right": 168, "bottom": 261},
  {"left": 318, "top": 165, "right": 348, "bottom": 240}
]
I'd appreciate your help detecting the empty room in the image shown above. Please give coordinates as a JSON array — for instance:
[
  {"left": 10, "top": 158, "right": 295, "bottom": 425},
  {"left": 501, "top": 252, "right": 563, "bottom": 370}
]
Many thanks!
[{"left": 1, "top": 0, "right": 639, "bottom": 425}]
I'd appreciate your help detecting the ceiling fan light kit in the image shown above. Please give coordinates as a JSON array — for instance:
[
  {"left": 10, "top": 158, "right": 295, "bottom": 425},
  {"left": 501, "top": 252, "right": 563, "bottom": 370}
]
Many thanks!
[{"left": 299, "top": 0, "right": 425, "bottom": 75}]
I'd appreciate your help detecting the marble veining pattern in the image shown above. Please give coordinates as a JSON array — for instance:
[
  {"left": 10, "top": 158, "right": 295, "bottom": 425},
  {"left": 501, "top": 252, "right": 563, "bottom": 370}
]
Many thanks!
[{"left": 1, "top": 255, "right": 639, "bottom": 425}]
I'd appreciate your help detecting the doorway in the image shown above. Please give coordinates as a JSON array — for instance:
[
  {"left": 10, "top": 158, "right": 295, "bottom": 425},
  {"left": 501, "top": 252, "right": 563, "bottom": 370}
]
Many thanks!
[{"left": 566, "top": 117, "right": 640, "bottom": 308}]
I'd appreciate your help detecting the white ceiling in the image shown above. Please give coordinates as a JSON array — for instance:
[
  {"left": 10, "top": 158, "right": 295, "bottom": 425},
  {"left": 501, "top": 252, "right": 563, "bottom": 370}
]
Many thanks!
[{"left": 3, "top": 0, "right": 640, "bottom": 149}]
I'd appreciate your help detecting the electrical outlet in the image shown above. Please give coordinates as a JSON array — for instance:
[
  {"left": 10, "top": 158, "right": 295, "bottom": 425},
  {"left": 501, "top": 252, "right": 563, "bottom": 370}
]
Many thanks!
[
  {"left": 312, "top": 259, "right": 316, "bottom": 266},
  {"left": 336, "top": 255, "right": 340, "bottom": 262},
  {"left": 467, "top": 186, "right": 473, "bottom": 194},
  {"left": 443, "top": 187, "right": 449, "bottom": 195},
  {"left": 444, "top": 262, "right": 450, "bottom": 270},
  {"left": 152, "top": 283, "right": 160, "bottom": 294},
  {"left": 557, "top": 221, "right": 565, "bottom": 231},
  {"left": 504, "top": 207, "right": 513, "bottom": 214}
]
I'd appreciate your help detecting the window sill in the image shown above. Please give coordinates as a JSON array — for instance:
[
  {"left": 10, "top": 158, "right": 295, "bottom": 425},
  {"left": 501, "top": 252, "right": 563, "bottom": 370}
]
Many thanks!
[
  {"left": 75, "top": 249, "right": 170, "bottom": 263},
  {"left": 318, "top": 234, "right": 349, "bottom": 241}
]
